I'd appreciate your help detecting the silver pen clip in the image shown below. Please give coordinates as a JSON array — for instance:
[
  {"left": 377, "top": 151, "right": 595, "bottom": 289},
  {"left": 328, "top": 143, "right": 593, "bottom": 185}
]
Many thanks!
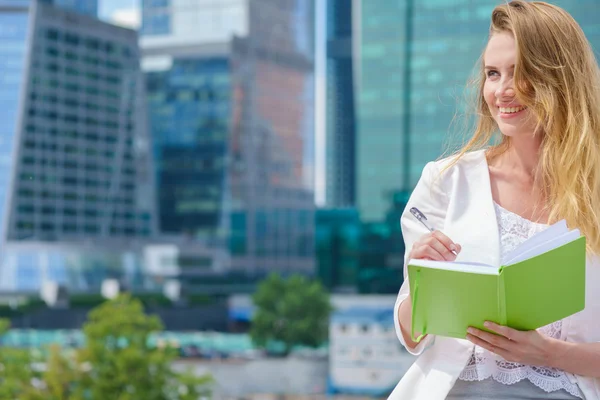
[
  {"left": 409, "top": 207, "right": 434, "bottom": 232},
  {"left": 409, "top": 207, "right": 457, "bottom": 255}
]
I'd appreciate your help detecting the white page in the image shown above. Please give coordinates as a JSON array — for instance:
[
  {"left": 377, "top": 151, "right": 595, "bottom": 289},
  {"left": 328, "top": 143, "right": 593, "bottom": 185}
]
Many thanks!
[
  {"left": 408, "top": 259, "right": 499, "bottom": 275},
  {"left": 503, "top": 219, "right": 569, "bottom": 263},
  {"left": 504, "top": 228, "right": 580, "bottom": 266}
]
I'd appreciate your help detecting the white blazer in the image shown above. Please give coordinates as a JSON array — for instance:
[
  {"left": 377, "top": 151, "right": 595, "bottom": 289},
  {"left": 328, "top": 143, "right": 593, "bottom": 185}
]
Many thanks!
[{"left": 389, "top": 150, "right": 600, "bottom": 400}]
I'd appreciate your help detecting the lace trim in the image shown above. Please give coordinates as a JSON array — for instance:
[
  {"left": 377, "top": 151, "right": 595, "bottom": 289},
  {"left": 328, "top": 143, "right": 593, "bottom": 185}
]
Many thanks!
[{"left": 457, "top": 203, "right": 582, "bottom": 398}]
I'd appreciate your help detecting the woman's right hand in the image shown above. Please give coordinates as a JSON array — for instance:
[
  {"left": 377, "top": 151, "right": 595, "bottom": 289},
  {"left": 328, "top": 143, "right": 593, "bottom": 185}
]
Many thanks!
[
  {"left": 408, "top": 230, "right": 461, "bottom": 261},
  {"left": 398, "top": 231, "right": 461, "bottom": 350}
]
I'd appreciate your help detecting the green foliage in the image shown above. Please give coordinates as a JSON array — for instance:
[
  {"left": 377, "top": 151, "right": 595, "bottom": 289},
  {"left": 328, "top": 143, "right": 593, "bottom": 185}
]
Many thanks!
[
  {"left": 250, "top": 273, "right": 332, "bottom": 355},
  {"left": 0, "top": 295, "right": 213, "bottom": 400},
  {"left": 77, "top": 294, "right": 212, "bottom": 399},
  {"left": 0, "top": 319, "right": 41, "bottom": 400}
]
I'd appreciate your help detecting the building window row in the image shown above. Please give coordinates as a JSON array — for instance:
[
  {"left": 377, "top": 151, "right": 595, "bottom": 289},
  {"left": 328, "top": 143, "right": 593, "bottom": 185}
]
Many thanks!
[
  {"left": 28, "top": 96, "right": 121, "bottom": 115},
  {"left": 42, "top": 29, "right": 133, "bottom": 59},
  {"left": 41, "top": 61, "right": 122, "bottom": 85},
  {"left": 26, "top": 115, "right": 132, "bottom": 135},
  {"left": 16, "top": 205, "right": 145, "bottom": 221},
  {"left": 17, "top": 188, "right": 135, "bottom": 205},
  {"left": 30, "top": 77, "right": 124, "bottom": 99},
  {"left": 15, "top": 220, "right": 149, "bottom": 237}
]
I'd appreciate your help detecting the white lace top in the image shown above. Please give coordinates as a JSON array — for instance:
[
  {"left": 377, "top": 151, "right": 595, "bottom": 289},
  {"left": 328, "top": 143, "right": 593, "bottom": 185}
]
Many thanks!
[{"left": 457, "top": 202, "right": 583, "bottom": 399}]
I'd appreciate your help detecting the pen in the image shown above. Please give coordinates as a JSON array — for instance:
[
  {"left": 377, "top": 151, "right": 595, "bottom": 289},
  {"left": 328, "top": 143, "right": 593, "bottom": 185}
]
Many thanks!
[{"left": 409, "top": 207, "right": 458, "bottom": 256}]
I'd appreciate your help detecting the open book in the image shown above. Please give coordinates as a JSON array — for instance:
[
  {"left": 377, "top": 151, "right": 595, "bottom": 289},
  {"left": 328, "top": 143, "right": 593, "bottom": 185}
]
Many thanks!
[{"left": 408, "top": 220, "right": 586, "bottom": 341}]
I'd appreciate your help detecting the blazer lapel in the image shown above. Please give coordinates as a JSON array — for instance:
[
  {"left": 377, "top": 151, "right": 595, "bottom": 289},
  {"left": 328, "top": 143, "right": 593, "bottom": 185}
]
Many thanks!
[{"left": 444, "top": 150, "right": 500, "bottom": 267}]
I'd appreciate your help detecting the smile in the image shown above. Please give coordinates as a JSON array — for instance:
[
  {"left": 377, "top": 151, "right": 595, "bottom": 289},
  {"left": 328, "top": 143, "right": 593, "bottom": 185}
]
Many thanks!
[{"left": 498, "top": 105, "right": 527, "bottom": 118}]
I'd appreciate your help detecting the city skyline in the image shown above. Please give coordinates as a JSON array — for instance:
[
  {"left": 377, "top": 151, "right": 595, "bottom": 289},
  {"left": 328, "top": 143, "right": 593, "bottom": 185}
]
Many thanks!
[{"left": 101, "top": 0, "right": 330, "bottom": 206}]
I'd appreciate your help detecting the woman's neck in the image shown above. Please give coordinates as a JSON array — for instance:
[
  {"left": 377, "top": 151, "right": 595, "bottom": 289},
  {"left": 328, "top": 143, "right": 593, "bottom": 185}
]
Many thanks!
[{"left": 496, "top": 133, "right": 542, "bottom": 182}]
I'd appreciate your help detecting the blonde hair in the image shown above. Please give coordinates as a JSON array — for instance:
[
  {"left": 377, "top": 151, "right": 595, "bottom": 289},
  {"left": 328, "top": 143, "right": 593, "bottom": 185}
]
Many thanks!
[{"left": 448, "top": 0, "right": 600, "bottom": 254}]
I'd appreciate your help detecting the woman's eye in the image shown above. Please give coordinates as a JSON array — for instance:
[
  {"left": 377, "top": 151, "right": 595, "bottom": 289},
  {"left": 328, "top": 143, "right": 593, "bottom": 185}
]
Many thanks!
[{"left": 487, "top": 70, "right": 499, "bottom": 78}]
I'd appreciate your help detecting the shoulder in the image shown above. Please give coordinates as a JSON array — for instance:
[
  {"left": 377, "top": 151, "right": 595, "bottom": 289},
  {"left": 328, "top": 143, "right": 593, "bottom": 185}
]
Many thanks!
[{"left": 422, "top": 149, "right": 488, "bottom": 182}]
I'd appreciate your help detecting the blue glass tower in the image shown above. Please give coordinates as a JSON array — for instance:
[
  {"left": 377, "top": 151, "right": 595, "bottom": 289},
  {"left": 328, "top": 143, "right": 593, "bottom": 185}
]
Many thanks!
[
  {"left": 141, "top": 0, "right": 316, "bottom": 277},
  {"left": 325, "top": 0, "right": 356, "bottom": 208}
]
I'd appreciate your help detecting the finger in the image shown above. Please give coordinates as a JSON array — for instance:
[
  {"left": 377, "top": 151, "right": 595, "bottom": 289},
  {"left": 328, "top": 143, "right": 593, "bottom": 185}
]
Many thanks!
[
  {"left": 466, "top": 334, "right": 514, "bottom": 360},
  {"left": 431, "top": 230, "right": 460, "bottom": 254},
  {"left": 467, "top": 327, "right": 514, "bottom": 351},
  {"left": 426, "top": 236, "right": 456, "bottom": 261},
  {"left": 484, "top": 321, "right": 523, "bottom": 342},
  {"left": 417, "top": 244, "right": 446, "bottom": 261}
]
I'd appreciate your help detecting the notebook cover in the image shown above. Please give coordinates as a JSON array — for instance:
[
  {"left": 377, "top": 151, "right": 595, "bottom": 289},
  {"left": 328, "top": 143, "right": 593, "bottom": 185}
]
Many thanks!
[
  {"left": 502, "top": 236, "right": 586, "bottom": 330},
  {"left": 408, "top": 237, "right": 586, "bottom": 340}
]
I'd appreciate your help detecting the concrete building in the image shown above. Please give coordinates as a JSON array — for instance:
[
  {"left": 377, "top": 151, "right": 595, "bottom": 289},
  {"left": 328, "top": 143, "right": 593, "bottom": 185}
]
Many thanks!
[{"left": 0, "top": 0, "right": 157, "bottom": 291}]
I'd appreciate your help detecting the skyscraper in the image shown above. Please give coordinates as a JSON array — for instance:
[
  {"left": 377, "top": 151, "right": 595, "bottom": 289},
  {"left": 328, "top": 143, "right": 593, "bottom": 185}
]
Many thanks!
[
  {"left": 354, "top": 0, "right": 600, "bottom": 222},
  {"left": 325, "top": 0, "right": 355, "bottom": 208},
  {"left": 0, "top": 0, "right": 156, "bottom": 290},
  {"left": 141, "top": 0, "right": 315, "bottom": 276}
]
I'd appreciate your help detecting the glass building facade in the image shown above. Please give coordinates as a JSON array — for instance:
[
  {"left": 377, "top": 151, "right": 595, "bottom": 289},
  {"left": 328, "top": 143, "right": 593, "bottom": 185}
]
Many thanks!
[
  {"left": 0, "top": 0, "right": 156, "bottom": 290},
  {"left": 325, "top": 0, "right": 355, "bottom": 208},
  {"left": 145, "top": 57, "right": 230, "bottom": 241},
  {"left": 316, "top": 208, "right": 360, "bottom": 290},
  {"left": 141, "top": 0, "right": 316, "bottom": 276},
  {"left": 354, "top": 0, "right": 600, "bottom": 221}
]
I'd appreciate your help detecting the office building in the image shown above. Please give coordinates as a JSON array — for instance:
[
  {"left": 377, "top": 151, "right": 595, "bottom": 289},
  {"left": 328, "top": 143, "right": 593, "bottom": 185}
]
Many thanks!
[
  {"left": 141, "top": 0, "right": 316, "bottom": 277},
  {"left": 0, "top": 0, "right": 156, "bottom": 290},
  {"left": 316, "top": 208, "right": 360, "bottom": 291},
  {"left": 353, "top": 0, "right": 600, "bottom": 221},
  {"left": 325, "top": 0, "right": 355, "bottom": 208}
]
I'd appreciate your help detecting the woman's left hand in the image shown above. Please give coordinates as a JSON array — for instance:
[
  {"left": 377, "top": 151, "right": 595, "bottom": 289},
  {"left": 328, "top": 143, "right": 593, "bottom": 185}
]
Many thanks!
[{"left": 466, "top": 321, "right": 561, "bottom": 367}]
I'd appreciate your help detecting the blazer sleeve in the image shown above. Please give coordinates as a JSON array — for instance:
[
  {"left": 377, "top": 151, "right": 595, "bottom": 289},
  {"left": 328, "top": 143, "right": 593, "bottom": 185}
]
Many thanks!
[{"left": 393, "top": 161, "right": 450, "bottom": 355}]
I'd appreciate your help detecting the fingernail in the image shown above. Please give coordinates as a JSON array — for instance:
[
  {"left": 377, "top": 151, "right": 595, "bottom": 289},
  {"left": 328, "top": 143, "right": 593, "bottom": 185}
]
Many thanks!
[
  {"left": 467, "top": 327, "right": 474, "bottom": 334},
  {"left": 484, "top": 321, "right": 491, "bottom": 328},
  {"left": 450, "top": 244, "right": 457, "bottom": 252}
]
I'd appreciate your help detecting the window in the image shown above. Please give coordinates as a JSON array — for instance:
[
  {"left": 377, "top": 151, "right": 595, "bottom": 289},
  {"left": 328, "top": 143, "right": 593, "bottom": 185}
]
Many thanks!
[
  {"left": 84, "top": 38, "right": 100, "bottom": 51},
  {"left": 45, "top": 28, "right": 59, "bottom": 41},
  {"left": 64, "top": 32, "right": 79, "bottom": 46}
]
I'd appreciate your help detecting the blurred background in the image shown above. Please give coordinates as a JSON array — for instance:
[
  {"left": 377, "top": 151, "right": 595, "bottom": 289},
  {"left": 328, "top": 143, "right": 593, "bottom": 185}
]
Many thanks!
[{"left": 0, "top": 0, "right": 598, "bottom": 399}]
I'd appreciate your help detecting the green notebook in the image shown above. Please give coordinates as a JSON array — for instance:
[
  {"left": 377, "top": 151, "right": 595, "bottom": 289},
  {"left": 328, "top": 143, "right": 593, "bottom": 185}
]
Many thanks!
[{"left": 408, "top": 220, "right": 586, "bottom": 342}]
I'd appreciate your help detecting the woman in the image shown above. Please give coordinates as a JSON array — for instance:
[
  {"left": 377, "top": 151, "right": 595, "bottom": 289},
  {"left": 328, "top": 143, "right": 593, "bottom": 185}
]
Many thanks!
[{"left": 390, "top": 1, "right": 600, "bottom": 399}]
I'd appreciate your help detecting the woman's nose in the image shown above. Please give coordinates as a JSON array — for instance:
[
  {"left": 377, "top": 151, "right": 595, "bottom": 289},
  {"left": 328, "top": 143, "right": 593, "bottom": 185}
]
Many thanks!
[{"left": 495, "top": 79, "right": 516, "bottom": 99}]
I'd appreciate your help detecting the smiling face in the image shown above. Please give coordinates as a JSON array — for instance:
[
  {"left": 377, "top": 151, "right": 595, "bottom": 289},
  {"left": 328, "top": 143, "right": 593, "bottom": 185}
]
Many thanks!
[{"left": 483, "top": 32, "right": 539, "bottom": 137}]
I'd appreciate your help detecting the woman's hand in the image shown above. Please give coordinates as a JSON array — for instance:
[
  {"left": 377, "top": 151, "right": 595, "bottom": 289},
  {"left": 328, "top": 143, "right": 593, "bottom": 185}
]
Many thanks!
[
  {"left": 409, "top": 230, "right": 461, "bottom": 261},
  {"left": 398, "top": 231, "right": 460, "bottom": 349},
  {"left": 466, "top": 321, "right": 561, "bottom": 367}
]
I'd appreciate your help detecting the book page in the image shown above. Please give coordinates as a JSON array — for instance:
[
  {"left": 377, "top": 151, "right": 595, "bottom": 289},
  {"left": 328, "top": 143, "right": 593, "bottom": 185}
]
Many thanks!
[
  {"left": 408, "top": 259, "right": 499, "bottom": 275},
  {"left": 502, "top": 219, "right": 568, "bottom": 263},
  {"left": 504, "top": 228, "right": 580, "bottom": 266}
]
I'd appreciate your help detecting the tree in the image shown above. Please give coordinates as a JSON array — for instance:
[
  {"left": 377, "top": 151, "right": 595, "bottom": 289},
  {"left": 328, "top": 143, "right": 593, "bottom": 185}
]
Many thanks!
[
  {"left": 0, "top": 318, "right": 44, "bottom": 400},
  {"left": 250, "top": 273, "right": 332, "bottom": 356},
  {"left": 9, "top": 294, "right": 213, "bottom": 400},
  {"left": 76, "top": 294, "right": 212, "bottom": 400}
]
